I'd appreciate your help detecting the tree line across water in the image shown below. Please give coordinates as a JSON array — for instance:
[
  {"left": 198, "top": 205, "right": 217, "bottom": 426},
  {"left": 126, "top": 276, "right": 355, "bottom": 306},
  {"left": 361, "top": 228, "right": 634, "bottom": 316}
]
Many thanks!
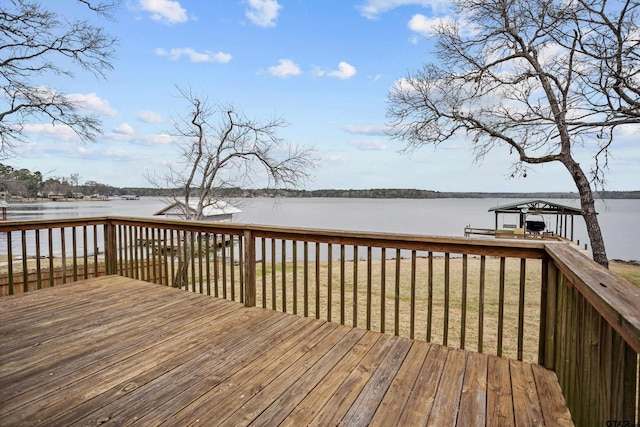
[{"left": 1, "top": 164, "right": 638, "bottom": 200}]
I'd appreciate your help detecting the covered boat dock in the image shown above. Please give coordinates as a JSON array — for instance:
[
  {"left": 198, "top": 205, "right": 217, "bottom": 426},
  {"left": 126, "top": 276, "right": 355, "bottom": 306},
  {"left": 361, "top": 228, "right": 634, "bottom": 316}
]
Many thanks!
[{"left": 465, "top": 199, "right": 585, "bottom": 242}]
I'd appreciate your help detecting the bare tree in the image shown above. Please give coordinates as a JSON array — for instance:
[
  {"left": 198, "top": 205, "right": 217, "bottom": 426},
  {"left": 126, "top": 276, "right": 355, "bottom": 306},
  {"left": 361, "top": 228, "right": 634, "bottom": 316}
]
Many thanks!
[
  {"left": 0, "top": 0, "right": 118, "bottom": 155},
  {"left": 149, "top": 87, "right": 314, "bottom": 288},
  {"left": 387, "top": 0, "right": 640, "bottom": 267},
  {"left": 155, "top": 87, "right": 314, "bottom": 220}
]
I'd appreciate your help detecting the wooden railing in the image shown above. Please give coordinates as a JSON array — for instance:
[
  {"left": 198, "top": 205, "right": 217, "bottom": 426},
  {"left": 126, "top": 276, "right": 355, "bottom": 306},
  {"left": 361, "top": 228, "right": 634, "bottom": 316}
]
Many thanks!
[{"left": 0, "top": 216, "right": 638, "bottom": 425}]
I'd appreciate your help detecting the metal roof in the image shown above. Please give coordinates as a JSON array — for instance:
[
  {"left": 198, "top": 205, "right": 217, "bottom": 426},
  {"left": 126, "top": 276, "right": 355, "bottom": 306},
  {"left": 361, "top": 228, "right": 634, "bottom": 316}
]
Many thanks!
[
  {"left": 154, "top": 200, "right": 242, "bottom": 218},
  {"left": 488, "top": 199, "right": 583, "bottom": 215}
]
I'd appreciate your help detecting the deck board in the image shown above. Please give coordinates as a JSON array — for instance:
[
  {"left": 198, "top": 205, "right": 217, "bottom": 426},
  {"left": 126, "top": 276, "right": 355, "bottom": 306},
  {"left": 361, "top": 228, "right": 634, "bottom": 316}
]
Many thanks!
[{"left": 0, "top": 276, "right": 573, "bottom": 426}]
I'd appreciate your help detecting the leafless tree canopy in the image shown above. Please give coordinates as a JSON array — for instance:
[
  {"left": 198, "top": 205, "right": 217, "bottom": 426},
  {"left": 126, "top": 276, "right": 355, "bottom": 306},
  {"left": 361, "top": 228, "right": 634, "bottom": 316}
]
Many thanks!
[
  {"left": 155, "top": 87, "right": 314, "bottom": 220},
  {"left": 0, "top": 0, "right": 118, "bottom": 155},
  {"left": 387, "top": 0, "right": 640, "bottom": 267}
]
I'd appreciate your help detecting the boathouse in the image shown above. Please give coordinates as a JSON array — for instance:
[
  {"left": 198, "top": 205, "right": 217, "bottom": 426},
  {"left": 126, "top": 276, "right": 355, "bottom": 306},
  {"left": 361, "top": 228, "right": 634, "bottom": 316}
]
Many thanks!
[{"left": 154, "top": 199, "right": 242, "bottom": 222}]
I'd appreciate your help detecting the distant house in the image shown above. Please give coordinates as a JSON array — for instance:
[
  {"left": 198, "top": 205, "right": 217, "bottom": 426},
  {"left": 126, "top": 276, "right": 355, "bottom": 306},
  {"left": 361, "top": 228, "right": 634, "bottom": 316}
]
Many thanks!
[{"left": 154, "top": 200, "right": 242, "bottom": 222}]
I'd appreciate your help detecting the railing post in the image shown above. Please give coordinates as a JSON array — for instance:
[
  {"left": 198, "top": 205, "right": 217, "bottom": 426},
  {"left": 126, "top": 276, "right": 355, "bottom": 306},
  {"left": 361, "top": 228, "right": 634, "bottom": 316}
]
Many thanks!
[
  {"left": 104, "top": 220, "right": 117, "bottom": 275},
  {"left": 243, "top": 230, "right": 256, "bottom": 307}
]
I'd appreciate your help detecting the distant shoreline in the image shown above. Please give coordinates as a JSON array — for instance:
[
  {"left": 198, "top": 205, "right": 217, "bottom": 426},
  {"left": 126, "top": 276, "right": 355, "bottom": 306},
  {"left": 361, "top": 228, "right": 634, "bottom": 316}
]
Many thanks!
[
  {"left": 243, "top": 189, "right": 640, "bottom": 200},
  {"left": 6, "top": 189, "right": 640, "bottom": 201}
]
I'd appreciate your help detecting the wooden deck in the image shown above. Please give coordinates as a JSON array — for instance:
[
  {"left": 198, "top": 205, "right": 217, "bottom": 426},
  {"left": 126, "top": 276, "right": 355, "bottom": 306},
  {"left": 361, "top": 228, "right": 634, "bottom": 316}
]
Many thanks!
[{"left": 0, "top": 276, "right": 573, "bottom": 426}]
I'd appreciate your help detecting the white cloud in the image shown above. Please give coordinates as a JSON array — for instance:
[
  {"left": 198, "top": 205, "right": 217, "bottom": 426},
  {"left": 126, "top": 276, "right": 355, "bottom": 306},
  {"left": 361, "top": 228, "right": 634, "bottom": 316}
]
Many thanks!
[
  {"left": 134, "top": 133, "right": 174, "bottom": 146},
  {"left": 137, "top": 110, "right": 165, "bottom": 123},
  {"left": 329, "top": 62, "right": 357, "bottom": 79},
  {"left": 21, "top": 124, "right": 81, "bottom": 141},
  {"left": 348, "top": 139, "right": 388, "bottom": 150},
  {"left": 65, "top": 93, "right": 117, "bottom": 117},
  {"left": 343, "top": 125, "right": 388, "bottom": 136},
  {"left": 246, "top": 0, "right": 282, "bottom": 27},
  {"left": 155, "top": 47, "right": 232, "bottom": 63},
  {"left": 138, "top": 0, "right": 188, "bottom": 25},
  {"left": 268, "top": 59, "right": 301, "bottom": 77},
  {"left": 113, "top": 123, "right": 134, "bottom": 135},
  {"left": 408, "top": 13, "right": 441, "bottom": 37},
  {"left": 314, "top": 62, "right": 357, "bottom": 80},
  {"left": 358, "top": 0, "right": 442, "bottom": 19}
]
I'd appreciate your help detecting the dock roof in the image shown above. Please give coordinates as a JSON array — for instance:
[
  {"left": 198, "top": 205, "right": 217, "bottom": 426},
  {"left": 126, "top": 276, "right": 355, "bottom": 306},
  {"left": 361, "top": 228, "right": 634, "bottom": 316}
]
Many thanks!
[
  {"left": 488, "top": 199, "right": 583, "bottom": 215},
  {"left": 154, "top": 200, "right": 242, "bottom": 219}
]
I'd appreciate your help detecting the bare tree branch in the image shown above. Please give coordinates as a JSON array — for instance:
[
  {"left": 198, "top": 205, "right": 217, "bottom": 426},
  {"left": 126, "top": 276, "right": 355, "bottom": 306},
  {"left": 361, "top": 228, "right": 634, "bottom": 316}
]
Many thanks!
[
  {"left": 155, "top": 87, "right": 315, "bottom": 221},
  {"left": 387, "top": 0, "right": 640, "bottom": 267},
  {"left": 0, "top": 0, "right": 117, "bottom": 156}
]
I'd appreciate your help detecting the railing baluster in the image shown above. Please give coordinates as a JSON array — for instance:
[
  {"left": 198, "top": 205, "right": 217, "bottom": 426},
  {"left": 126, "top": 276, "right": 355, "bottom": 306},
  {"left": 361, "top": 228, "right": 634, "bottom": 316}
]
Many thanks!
[
  {"left": 7, "top": 232, "right": 13, "bottom": 295},
  {"left": 117, "top": 224, "right": 124, "bottom": 276},
  {"left": 518, "top": 258, "right": 526, "bottom": 361},
  {"left": 93, "top": 225, "right": 99, "bottom": 277},
  {"left": 197, "top": 233, "right": 203, "bottom": 294},
  {"left": 367, "top": 246, "right": 372, "bottom": 331},
  {"left": 410, "top": 250, "right": 416, "bottom": 340},
  {"left": 291, "top": 240, "right": 297, "bottom": 315},
  {"left": 238, "top": 234, "right": 244, "bottom": 303},
  {"left": 162, "top": 229, "right": 169, "bottom": 286},
  {"left": 82, "top": 226, "right": 88, "bottom": 280},
  {"left": 461, "top": 254, "right": 467, "bottom": 349},
  {"left": 271, "top": 238, "right": 276, "bottom": 310},
  {"left": 427, "top": 251, "right": 433, "bottom": 341},
  {"left": 443, "top": 252, "right": 449, "bottom": 346},
  {"left": 281, "top": 239, "right": 286, "bottom": 312},
  {"left": 395, "top": 248, "right": 400, "bottom": 336},
  {"left": 190, "top": 232, "right": 196, "bottom": 293},
  {"left": 478, "top": 255, "right": 485, "bottom": 353},
  {"left": 60, "top": 228, "right": 67, "bottom": 284},
  {"left": 327, "top": 244, "right": 332, "bottom": 322},
  {"left": 144, "top": 227, "right": 151, "bottom": 282},
  {"left": 212, "top": 233, "right": 219, "bottom": 296},
  {"left": 204, "top": 232, "right": 211, "bottom": 294},
  {"left": 380, "top": 248, "right": 386, "bottom": 334},
  {"left": 218, "top": 233, "right": 225, "bottom": 296},
  {"left": 47, "top": 229, "right": 53, "bottom": 287},
  {"left": 71, "top": 227, "right": 78, "bottom": 282},
  {"left": 497, "top": 257, "right": 506, "bottom": 357},
  {"left": 129, "top": 226, "right": 135, "bottom": 279},
  {"left": 260, "top": 238, "right": 266, "bottom": 307},
  {"left": 35, "top": 229, "right": 42, "bottom": 289},
  {"left": 151, "top": 228, "right": 158, "bottom": 284},
  {"left": 353, "top": 245, "right": 358, "bottom": 327},
  {"left": 21, "top": 230, "right": 28, "bottom": 292},
  {"left": 170, "top": 229, "right": 176, "bottom": 287},
  {"left": 303, "top": 241, "right": 309, "bottom": 317},
  {"left": 315, "top": 242, "right": 320, "bottom": 319},
  {"left": 230, "top": 235, "right": 235, "bottom": 300},
  {"left": 340, "top": 244, "right": 345, "bottom": 325}
]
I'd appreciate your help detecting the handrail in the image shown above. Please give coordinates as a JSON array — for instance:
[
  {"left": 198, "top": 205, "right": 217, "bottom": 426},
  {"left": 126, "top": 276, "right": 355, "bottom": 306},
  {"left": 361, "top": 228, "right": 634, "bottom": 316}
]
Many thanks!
[
  {"left": 545, "top": 242, "right": 640, "bottom": 354},
  {"left": 543, "top": 242, "right": 639, "bottom": 425}
]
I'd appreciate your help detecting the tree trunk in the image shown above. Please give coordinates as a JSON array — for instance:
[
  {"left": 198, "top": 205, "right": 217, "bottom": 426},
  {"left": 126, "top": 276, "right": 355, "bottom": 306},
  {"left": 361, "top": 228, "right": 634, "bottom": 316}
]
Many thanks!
[{"left": 562, "top": 158, "right": 609, "bottom": 268}]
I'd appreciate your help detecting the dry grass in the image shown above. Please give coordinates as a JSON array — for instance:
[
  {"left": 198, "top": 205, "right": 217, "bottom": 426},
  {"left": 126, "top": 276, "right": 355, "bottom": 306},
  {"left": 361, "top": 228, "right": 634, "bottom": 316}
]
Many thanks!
[
  {"left": 253, "top": 256, "right": 543, "bottom": 362},
  {"left": 610, "top": 260, "right": 640, "bottom": 288}
]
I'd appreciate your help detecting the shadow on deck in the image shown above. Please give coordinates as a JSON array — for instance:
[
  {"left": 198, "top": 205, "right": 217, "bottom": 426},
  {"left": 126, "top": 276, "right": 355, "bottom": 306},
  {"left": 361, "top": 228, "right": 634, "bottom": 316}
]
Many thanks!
[{"left": 0, "top": 276, "right": 572, "bottom": 426}]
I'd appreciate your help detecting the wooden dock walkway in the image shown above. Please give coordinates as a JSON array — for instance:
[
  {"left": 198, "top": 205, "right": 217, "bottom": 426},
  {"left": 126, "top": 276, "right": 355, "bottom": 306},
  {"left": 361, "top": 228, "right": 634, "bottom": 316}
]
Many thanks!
[{"left": 0, "top": 276, "right": 573, "bottom": 426}]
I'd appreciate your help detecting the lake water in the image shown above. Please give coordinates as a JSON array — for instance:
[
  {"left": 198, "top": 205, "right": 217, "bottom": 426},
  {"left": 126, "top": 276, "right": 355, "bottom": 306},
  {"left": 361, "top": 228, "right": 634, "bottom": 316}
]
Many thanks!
[{"left": 5, "top": 197, "right": 639, "bottom": 261}]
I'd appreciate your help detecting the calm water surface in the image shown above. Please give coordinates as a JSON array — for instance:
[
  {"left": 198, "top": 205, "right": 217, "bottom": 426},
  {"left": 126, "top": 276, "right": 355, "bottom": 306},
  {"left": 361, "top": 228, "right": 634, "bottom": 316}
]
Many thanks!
[{"left": 5, "top": 197, "right": 639, "bottom": 260}]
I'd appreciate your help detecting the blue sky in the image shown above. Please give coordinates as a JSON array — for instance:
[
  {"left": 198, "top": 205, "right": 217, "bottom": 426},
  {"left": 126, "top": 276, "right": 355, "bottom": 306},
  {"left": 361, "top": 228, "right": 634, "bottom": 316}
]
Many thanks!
[{"left": 11, "top": 0, "right": 640, "bottom": 191}]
